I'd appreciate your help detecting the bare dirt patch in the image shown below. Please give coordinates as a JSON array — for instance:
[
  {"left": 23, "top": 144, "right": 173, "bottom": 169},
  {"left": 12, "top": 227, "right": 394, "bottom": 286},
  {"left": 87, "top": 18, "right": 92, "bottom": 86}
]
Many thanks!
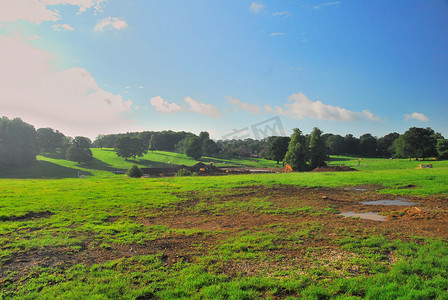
[{"left": 2, "top": 185, "right": 448, "bottom": 286}]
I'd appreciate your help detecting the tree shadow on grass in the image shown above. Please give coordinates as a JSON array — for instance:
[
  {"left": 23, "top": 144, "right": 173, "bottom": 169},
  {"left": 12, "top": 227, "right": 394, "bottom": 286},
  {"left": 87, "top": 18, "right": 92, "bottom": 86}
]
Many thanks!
[
  {"left": 80, "top": 158, "right": 116, "bottom": 172},
  {"left": 127, "top": 159, "right": 172, "bottom": 168},
  {"left": 327, "top": 157, "right": 353, "bottom": 162},
  {"left": 0, "top": 161, "right": 91, "bottom": 179}
]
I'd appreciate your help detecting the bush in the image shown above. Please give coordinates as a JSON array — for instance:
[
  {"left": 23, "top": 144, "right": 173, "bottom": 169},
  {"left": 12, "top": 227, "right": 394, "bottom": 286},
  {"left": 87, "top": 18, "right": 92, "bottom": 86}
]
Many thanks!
[
  {"left": 176, "top": 168, "right": 192, "bottom": 176},
  {"left": 127, "top": 165, "right": 143, "bottom": 178}
]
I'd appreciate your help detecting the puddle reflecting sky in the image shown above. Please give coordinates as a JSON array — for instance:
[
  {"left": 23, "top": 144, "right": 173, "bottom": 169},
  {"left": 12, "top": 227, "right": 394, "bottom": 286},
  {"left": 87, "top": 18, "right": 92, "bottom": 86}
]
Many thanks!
[
  {"left": 361, "top": 200, "right": 419, "bottom": 206},
  {"left": 340, "top": 212, "right": 386, "bottom": 222}
]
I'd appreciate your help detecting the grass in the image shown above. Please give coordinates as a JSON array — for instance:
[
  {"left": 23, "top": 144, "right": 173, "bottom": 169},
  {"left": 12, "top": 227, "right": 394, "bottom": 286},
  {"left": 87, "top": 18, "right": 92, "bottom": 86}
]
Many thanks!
[{"left": 0, "top": 152, "right": 448, "bottom": 298}]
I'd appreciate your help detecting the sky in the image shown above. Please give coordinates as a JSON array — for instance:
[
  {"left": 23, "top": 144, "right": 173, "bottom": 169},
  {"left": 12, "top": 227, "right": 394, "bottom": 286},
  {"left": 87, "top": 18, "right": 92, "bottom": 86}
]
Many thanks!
[{"left": 0, "top": 0, "right": 447, "bottom": 140}]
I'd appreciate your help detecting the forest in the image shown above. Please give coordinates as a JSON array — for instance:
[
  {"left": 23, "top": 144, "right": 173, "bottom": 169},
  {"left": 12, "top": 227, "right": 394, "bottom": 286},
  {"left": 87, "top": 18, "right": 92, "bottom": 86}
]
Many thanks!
[{"left": 1, "top": 116, "right": 447, "bottom": 171}]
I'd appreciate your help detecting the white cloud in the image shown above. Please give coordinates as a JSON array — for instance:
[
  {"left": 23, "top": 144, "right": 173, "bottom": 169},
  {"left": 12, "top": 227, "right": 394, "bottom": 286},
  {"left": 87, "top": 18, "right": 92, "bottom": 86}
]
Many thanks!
[
  {"left": 95, "top": 17, "right": 128, "bottom": 31},
  {"left": 0, "top": 0, "right": 104, "bottom": 26},
  {"left": 264, "top": 92, "right": 381, "bottom": 122},
  {"left": 185, "top": 97, "right": 222, "bottom": 117},
  {"left": 250, "top": 2, "right": 265, "bottom": 14},
  {"left": 313, "top": 1, "right": 341, "bottom": 10},
  {"left": 270, "top": 32, "right": 285, "bottom": 37},
  {"left": 0, "top": 35, "right": 134, "bottom": 139},
  {"left": 272, "top": 11, "right": 290, "bottom": 16},
  {"left": 52, "top": 24, "right": 74, "bottom": 31},
  {"left": 227, "top": 95, "right": 261, "bottom": 114},
  {"left": 28, "top": 35, "right": 40, "bottom": 40},
  {"left": 404, "top": 112, "right": 429, "bottom": 122},
  {"left": 149, "top": 96, "right": 182, "bottom": 113}
]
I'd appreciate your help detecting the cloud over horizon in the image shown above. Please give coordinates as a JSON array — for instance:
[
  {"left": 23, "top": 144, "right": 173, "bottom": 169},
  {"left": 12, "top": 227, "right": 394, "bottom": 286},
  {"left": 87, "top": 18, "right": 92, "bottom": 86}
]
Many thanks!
[
  {"left": 0, "top": 35, "right": 134, "bottom": 139},
  {"left": 404, "top": 112, "right": 429, "bottom": 122},
  {"left": 149, "top": 96, "right": 182, "bottom": 113},
  {"left": 0, "top": 0, "right": 104, "bottom": 26},
  {"left": 227, "top": 95, "right": 262, "bottom": 114},
  {"left": 95, "top": 17, "right": 128, "bottom": 31},
  {"left": 265, "top": 92, "right": 381, "bottom": 122},
  {"left": 250, "top": 2, "right": 265, "bottom": 14},
  {"left": 185, "top": 97, "right": 222, "bottom": 117}
]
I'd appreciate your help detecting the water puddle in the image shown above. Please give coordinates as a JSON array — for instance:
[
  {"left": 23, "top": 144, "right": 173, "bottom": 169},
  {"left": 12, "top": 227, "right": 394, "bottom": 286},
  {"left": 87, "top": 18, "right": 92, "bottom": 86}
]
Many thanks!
[
  {"left": 339, "top": 212, "right": 386, "bottom": 222},
  {"left": 344, "top": 188, "right": 368, "bottom": 192},
  {"left": 361, "top": 199, "right": 419, "bottom": 206}
]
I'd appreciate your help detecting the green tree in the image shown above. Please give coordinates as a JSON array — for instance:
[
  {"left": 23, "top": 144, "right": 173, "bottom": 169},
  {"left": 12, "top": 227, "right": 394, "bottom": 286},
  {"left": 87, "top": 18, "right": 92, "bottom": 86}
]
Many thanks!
[
  {"left": 0, "top": 117, "right": 38, "bottom": 168},
  {"left": 343, "top": 134, "right": 359, "bottom": 155},
  {"left": 284, "top": 128, "right": 309, "bottom": 171},
  {"left": 66, "top": 136, "right": 93, "bottom": 163},
  {"left": 394, "top": 127, "right": 438, "bottom": 160},
  {"left": 377, "top": 132, "right": 399, "bottom": 157},
  {"left": 114, "top": 137, "right": 133, "bottom": 160},
  {"left": 436, "top": 139, "right": 448, "bottom": 160},
  {"left": 267, "top": 136, "right": 290, "bottom": 164},
  {"left": 325, "top": 134, "right": 344, "bottom": 155},
  {"left": 127, "top": 164, "right": 143, "bottom": 178},
  {"left": 185, "top": 136, "right": 202, "bottom": 160},
  {"left": 36, "top": 127, "right": 65, "bottom": 153},
  {"left": 309, "top": 127, "right": 327, "bottom": 169},
  {"left": 359, "top": 133, "right": 377, "bottom": 157},
  {"left": 129, "top": 137, "right": 148, "bottom": 159}
]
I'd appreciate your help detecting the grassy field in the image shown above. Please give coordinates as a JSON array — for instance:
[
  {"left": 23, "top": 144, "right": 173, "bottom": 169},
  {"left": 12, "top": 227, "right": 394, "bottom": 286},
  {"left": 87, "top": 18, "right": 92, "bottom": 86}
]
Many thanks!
[{"left": 1, "top": 152, "right": 448, "bottom": 299}]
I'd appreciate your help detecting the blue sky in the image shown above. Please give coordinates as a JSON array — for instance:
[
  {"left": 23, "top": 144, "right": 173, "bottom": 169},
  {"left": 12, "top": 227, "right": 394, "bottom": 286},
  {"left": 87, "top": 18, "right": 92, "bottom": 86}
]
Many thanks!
[{"left": 0, "top": 0, "right": 447, "bottom": 140}]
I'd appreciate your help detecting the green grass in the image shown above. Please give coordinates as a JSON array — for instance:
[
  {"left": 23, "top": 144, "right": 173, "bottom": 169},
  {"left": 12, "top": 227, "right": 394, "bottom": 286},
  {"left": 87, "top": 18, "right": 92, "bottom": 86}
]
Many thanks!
[{"left": 1, "top": 152, "right": 448, "bottom": 298}]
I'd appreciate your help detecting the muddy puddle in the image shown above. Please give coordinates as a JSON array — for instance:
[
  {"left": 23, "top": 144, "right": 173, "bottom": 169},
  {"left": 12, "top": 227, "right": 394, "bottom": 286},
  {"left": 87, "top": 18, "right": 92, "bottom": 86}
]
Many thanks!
[
  {"left": 339, "top": 212, "right": 386, "bottom": 222},
  {"left": 361, "top": 199, "right": 419, "bottom": 206}
]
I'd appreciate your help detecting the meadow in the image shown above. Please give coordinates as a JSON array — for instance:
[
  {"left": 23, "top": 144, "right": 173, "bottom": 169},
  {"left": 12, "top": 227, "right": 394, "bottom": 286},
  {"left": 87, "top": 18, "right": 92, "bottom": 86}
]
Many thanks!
[{"left": 0, "top": 151, "right": 448, "bottom": 299}]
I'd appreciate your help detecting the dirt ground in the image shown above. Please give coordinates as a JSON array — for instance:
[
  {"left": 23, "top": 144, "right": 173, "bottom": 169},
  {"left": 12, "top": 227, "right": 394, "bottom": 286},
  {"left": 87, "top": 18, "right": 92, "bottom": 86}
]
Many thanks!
[{"left": 3, "top": 185, "right": 448, "bottom": 285}]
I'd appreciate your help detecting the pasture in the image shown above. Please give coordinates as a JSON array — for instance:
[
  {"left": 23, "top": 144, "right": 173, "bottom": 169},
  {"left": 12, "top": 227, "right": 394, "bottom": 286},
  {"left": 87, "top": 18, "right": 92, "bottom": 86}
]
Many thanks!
[{"left": 0, "top": 152, "right": 448, "bottom": 299}]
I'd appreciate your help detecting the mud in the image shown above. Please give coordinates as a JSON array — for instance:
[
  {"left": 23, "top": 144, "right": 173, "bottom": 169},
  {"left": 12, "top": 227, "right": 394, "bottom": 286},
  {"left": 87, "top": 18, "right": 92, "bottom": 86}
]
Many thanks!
[{"left": 2, "top": 185, "right": 448, "bottom": 285}]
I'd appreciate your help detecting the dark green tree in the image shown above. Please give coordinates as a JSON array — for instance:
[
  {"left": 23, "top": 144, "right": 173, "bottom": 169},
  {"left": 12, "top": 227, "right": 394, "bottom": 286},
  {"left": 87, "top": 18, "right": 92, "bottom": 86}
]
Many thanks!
[
  {"left": 394, "top": 127, "right": 438, "bottom": 160},
  {"left": 343, "top": 134, "right": 359, "bottom": 155},
  {"left": 66, "top": 136, "right": 93, "bottom": 163},
  {"left": 114, "top": 137, "right": 133, "bottom": 160},
  {"left": 309, "top": 127, "right": 327, "bottom": 169},
  {"left": 359, "top": 133, "right": 377, "bottom": 157},
  {"left": 36, "top": 127, "right": 65, "bottom": 153},
  {"left": 185, "top": 136, "right": 202, "bottom": 160},
  {"left": 325, "top": 134, "right": 344, "bottom": 155},
  {"left": 267, "top": 136, "right": 290, "bottom": 164},
  {"left": 129, "top": 137, "right": 148, "bottom": 159},
  {"left": 436, "top": 139, "right": 448, "bottom": 160},
  {"left": 0, "top": 117, "right": 38, "bottom": 168},
  {"left": 377, "top": 132, "right": 399, "bottom": 157},
  {"left": 284, "top": 128, "right": 309, "bottom": 171},
  {"left": 127, "top": 164, "right": 143, "bottom": 178}
]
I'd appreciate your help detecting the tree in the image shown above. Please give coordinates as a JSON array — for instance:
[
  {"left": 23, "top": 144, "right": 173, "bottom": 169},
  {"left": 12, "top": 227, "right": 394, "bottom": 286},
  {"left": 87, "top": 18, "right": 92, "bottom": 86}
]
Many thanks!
[
  {"left": 377, "top": 132, "right": 399, "bottom": 157},
  {"left": 66, "top": 136, "right": 93, "bottom": 163},
  {"left": 202, "top": 139, "right": 219, "bottom": 156},
  {"left": 309, "top": 127, "right": 327, "bottom": 169},
  {"left": 394, "top": 127, "right": 438, "bottom": 160},
  {"left": 436, "top": 139, "right": 448, "bottom": 160},
  {"left": 343, "top": 134, "right": 359, "bottom": 155},
  {"left": 114, "top": 137, "right": 147, "bottom": 160},
  {"left": 130, "top": 137, "right": 148, "bottom": 159},
  {"left": 359, "top": 133, "right": 377, "bottom": 157},
  {"left": 326, "top": 134, "right": 344, "bottom": 155},
  {"left": 36, "top": 127, "right": 65, "bottom": 153},
  {"left": 284, "top": 128, "right": 309, "bottom": 171},
  {"left": 267, "top": 136, "right": 290, "bottom": 164},
  {"left": 127, "top": 165, "right": 143, "bottom": 178},
  {"left": 185, "top": 136, "right": 202, "bottom": 160},
  {"left": 0, "top": 117, "right": 38, "bottom": 168}
]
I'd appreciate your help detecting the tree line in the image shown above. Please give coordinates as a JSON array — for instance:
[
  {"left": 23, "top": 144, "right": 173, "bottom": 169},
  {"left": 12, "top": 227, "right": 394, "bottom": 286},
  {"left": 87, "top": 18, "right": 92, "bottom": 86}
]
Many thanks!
[
  {"left": 1, "top": 115, "right": 447, "bottom": 171},
  {"left": 0, "top": 117, "right": 93, "bottom": 169}
]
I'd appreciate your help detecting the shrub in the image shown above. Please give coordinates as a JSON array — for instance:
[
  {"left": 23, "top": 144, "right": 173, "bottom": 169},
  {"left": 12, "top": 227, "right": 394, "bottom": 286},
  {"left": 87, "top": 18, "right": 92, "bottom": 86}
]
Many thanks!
[
  {"left": 127, "top": 165, "right": 143, "bottom": 178},
  {"left": 176, "top": 168, "right": 192, "bottom": 176}
]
